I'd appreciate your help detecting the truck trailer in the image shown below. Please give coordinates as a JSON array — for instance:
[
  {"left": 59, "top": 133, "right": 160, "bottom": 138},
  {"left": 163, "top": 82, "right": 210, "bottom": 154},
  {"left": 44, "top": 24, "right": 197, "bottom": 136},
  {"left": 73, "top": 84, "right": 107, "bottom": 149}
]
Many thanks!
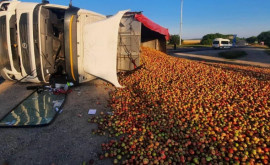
[{"left": 0, "top": 0, "right": 169, "bottom": 87}]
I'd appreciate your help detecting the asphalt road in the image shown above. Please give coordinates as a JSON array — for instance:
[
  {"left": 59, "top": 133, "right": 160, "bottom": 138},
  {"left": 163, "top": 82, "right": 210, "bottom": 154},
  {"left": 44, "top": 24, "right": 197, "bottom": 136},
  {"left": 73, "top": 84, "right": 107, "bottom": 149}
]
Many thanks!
[
  {"left": 167, "top": 47, "right": 212, "bottom": 54},
  {"left": 170, "top": 47, "right": 270, "bottom": 68}
]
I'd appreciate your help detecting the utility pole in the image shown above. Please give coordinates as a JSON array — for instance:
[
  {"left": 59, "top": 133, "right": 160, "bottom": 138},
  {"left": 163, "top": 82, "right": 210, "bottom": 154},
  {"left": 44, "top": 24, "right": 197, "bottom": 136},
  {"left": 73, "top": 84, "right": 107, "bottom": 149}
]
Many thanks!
[
  {"left": 69, "top": 0, "right": 72, "bottom": 7},
  {"left": 42, "top": 0, "right": 49, "bottom": 4},
  {"left": 179, "top": 0, "right": 184, "bottom": 46}
]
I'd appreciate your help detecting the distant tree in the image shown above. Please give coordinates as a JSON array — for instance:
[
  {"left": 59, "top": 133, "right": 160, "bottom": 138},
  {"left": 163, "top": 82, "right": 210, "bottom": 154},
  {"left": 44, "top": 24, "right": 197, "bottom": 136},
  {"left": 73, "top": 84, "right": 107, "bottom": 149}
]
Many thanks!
[
  {"left": 201, "top": 33, "right": 231, "bottom": 45},
  {"left": 169, "top": 35, "right": 180, "bottom": 45},
  {"left": 257, "top": 31, "right": 270, "bottom": 47},
  {"left": 246, "top": 36, "right": 257, "bottom": 44}
]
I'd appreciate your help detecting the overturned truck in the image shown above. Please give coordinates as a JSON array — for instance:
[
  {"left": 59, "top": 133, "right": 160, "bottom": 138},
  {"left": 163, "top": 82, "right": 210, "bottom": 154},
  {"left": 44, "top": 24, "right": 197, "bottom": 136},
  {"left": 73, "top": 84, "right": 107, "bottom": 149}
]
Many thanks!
[{"left": 0, "top": 0, "right": 170, "bottom": 87}]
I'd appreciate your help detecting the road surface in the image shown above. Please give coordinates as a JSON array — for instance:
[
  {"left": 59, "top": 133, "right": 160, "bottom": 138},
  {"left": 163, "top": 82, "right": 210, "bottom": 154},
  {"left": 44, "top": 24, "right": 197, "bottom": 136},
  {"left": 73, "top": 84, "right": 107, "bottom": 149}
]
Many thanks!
[{"left": 170, "top": 47, "right": 270, "bottom": 68}]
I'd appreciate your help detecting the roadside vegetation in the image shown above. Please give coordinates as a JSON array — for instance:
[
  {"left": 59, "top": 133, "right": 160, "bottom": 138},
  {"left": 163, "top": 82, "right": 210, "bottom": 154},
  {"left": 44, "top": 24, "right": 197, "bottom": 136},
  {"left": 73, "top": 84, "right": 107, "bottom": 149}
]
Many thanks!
[
  {"left": 168, "top": 35, "right": 181, "bottom": 45},
  {"left": 200, "top": 33, "right": 246, "bottom": 46},
  {"left": 250, "top": 44, "right": 269, "bottom": 49},
  {"left": 258, "top": 31, "right": 270, "bottom": 47},
  {"left": 167, "top": 44, "right": 211, "bottom": 49},
  {"left": 246, "top": 36, "right": 258, "bottom": 44},
  {"left": 200, "top": 33, "right": 233, "bottom": 45},
  {"left": 246, "top": 31, "right": 270, "bottom": 48},
  {"left": 168, "top": 35, "right": 210, "bottom": 49},
  {"left": 219, "top": 51, "right": 247, "bottom": 59}
]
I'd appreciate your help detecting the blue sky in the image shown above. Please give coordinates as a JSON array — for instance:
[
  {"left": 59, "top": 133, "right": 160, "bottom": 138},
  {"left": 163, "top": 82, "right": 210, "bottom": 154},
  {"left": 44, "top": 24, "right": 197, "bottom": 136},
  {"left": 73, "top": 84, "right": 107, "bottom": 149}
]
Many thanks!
[{"left": 22, "top": 0, "right": 270, "bottom": 39}]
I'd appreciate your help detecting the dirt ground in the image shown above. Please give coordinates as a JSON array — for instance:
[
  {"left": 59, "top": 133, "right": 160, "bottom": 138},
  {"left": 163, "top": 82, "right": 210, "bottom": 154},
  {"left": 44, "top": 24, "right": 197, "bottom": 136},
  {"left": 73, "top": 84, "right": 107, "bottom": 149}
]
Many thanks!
[{"left": 0, "top": 79, "right": 115, "bottom": 165}]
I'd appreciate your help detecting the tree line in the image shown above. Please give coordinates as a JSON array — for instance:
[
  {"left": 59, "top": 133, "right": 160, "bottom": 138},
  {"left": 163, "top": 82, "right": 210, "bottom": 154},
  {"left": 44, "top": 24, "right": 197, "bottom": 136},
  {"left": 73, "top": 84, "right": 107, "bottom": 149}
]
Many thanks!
[
  {"left": 168, "top": 31, "right": 270, "bottom": 47},
  {"left": 246, "top": 31, "right": 270, "bottom": 47},
  {"left": 200, "top": 33, "right": 236, "bottom": 45}
]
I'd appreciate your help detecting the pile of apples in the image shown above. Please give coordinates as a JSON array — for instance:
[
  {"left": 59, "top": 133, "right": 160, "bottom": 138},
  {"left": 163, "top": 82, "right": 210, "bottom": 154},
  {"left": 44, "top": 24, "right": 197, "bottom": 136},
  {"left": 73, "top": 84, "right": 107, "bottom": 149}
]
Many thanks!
[{"left": 90, "top": 47, "right": 270, "bottom": 164}]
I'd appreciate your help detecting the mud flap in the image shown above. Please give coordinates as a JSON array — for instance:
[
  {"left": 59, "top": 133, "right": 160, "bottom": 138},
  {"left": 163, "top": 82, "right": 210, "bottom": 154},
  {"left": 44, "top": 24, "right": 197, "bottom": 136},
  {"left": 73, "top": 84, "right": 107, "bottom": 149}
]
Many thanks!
[{"left": 83, "top": 10, "right": 129, "bottom": 88}]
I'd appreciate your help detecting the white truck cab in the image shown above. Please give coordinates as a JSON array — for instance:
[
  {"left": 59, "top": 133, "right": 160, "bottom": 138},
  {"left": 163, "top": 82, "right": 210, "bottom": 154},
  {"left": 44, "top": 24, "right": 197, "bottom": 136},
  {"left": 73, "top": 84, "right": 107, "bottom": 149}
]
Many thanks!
[
  {"left": 0, "top": 0, "right": 124, "bottom": 86},
  {"left": 0, "top": 0, "right": 169, "bottom": 87},
  {"left": 212, "top": 38, "right": 232, "bottom": 49}
]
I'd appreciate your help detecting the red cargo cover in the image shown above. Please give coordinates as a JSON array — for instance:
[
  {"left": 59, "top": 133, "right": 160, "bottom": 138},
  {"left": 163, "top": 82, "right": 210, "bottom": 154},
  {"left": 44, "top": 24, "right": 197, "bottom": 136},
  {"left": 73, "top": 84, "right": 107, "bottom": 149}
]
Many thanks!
[{"left": 135, "top": 14, "right": 170, "bottom": 40}]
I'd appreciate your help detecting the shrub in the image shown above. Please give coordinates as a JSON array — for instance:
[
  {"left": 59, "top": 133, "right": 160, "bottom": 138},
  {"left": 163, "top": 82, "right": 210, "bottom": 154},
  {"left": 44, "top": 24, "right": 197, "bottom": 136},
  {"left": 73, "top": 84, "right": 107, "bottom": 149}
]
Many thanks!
[
  {"left": 201, "top": 33, "right": 232, "bottom": 45},
  {"left": 257, "top": 31, "right": 270, "bottom": 47},
  {"left": 219, "top": 50, "right": 247, "bottom": 59},
  {"left": 169, "top": 35, "right": 180, "bottom": 45},
  {"left": 246, "top": 36, "right": 257, "bottom": 44}
]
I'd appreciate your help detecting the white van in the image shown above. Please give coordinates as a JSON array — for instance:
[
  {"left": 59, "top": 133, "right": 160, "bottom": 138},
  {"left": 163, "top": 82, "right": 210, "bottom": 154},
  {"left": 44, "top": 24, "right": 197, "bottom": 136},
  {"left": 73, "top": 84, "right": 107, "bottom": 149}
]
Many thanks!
[{"left": 212, "top": 38, "right": 232, "bottom": 49}]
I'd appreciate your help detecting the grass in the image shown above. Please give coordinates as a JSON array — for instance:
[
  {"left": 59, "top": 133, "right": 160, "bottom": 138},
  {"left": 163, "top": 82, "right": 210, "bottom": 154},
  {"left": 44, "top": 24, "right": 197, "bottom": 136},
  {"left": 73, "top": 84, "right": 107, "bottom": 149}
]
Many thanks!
[
  {"left": 250, "top": 44, "right": 269, "bottom": 49},
  {"left": 219, "top": 50, "right": 247, "bottom": 59}
]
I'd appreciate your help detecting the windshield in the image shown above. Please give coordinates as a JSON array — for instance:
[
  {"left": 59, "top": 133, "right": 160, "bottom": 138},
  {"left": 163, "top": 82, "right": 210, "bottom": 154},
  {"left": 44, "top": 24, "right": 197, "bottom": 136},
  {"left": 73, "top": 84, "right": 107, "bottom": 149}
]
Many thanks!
[
  {"left": 213, "top": 41, "right": 219, "bottom": 44},
  {"left": 221, "top": 41, "right": 229, "bottom": 44},
  {"left": 0, "top": 90, "right": 66, "bottom": 127}
]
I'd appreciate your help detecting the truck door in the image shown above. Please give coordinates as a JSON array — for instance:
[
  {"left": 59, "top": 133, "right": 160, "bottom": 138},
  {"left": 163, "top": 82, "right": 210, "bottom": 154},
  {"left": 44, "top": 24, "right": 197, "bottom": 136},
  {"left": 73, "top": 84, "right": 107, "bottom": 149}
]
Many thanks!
[{"left": 83, "top": 10, "right": 128, "bottom": 88}]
